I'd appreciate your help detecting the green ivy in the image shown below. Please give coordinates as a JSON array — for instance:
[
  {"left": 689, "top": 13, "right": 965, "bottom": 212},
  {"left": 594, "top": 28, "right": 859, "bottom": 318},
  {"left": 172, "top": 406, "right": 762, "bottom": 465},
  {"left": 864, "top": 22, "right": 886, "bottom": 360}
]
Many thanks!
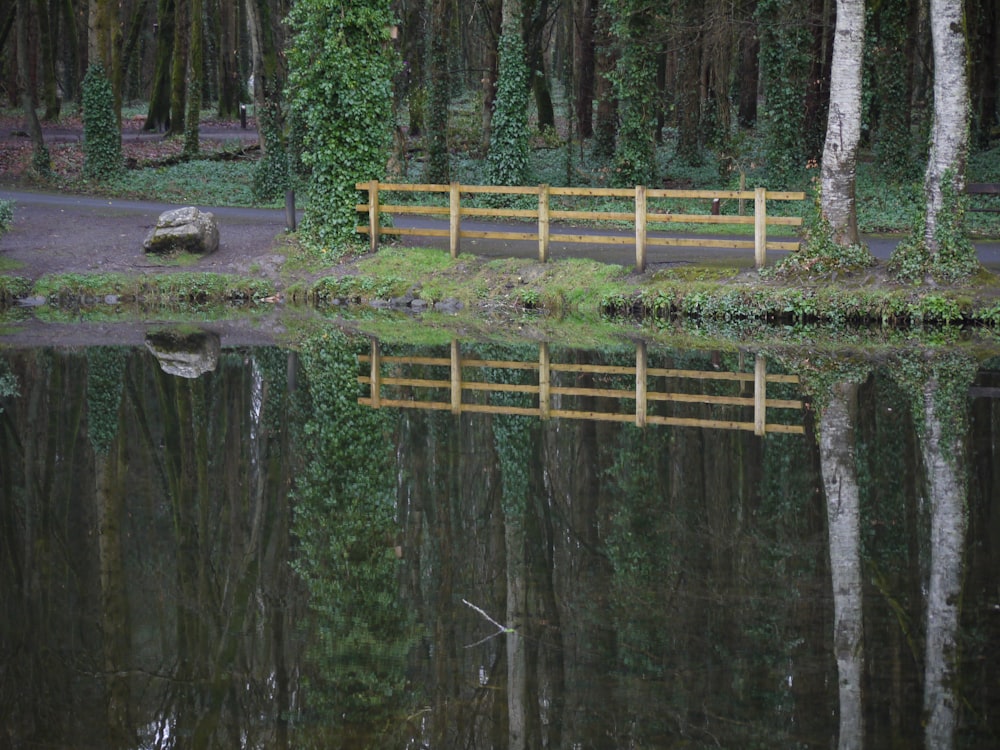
[
  {"left": 81, "top": 64, "right": 123, "bottom": 181},
  {"left": 86, "top": 347, "right": 127, "bottom": 456},
  {"left": 889, "top": 173, "right": 981, "bottom": 283},
  {"left": 251, "top": 94, "right": 291, "bottom": 202},
  {"left": 772, "top": 183, "right": 877, "bottom": 276},
  {"left": 607, "top": 0, "right": 659, "bottom": 187},
  {"left": 291, "top": 331, "right": 414, "bottom": 731},
  {"left": 756, "top": 0, "right": 812, "bottom": 189},
  {"left": 485, "top": 21, "right": 531, "bottom": 192},
  {"left": 0, "top": 199, "right": 12, "bottom": 233},
  {"left": 287, "top": 0, "right": 398, "bottom": 254}
]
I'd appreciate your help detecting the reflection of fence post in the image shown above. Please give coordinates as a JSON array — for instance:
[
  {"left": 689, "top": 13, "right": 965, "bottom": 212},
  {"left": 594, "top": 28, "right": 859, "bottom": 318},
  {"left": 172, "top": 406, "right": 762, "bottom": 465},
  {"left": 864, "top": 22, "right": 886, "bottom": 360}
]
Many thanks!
[
  {"left": 754, "top": 187, "right": 767, "bottom": 269},
  {"left": 754, "top": 355, "right": 766, "bottom": 435},
  {"left": 538, "top": 184, "right": 550, "bottom": 263},
  {"left": 539, "top": 343, "right": 550, "bottom": 419},
  {"left": 449, "top": 182, "right": 461, "bottom": 258},
  {"left": 450, "top": 339, "right": 462, "bottom": 413},
  {"left": 370, "top": 340, "right": 382, "bottom": 409},
  {"left": 635, "top": 185, "right": 647, "bottom": 273},
  {"left": 368, "top": 180, "right": 380, "bottom": 253},
  {"left": 635, "top": 341, "right": 647, "bottom": 427}
]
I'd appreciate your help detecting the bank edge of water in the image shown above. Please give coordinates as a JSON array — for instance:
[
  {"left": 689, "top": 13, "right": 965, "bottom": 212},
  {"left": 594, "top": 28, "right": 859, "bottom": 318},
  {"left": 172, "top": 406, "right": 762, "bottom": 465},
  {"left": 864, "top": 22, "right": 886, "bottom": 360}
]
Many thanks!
[{"left": 5, "top": 262, "right": 1000, "bottom": 331}]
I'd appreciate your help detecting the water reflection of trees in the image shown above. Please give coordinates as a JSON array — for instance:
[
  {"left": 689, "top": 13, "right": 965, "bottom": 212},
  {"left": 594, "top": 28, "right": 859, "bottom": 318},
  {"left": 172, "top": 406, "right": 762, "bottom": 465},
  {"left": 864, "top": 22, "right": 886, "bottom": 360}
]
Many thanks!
[
  {"left": 2, "top": 339, "right": 999, "bottom": 748},
  {"left": 0, "top": 345, "right": 300, "bottom": 748}
]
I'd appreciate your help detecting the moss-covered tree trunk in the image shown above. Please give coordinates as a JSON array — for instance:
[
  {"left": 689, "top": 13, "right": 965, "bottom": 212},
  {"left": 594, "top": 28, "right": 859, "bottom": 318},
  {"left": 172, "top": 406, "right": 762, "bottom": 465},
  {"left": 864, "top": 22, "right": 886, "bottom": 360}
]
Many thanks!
[
  {"left": 145, "top": 0, "right": 175, "bottom": 131},
  {"left": 168, "top": 0, "right": 189, "bottom": 136},
  {"left": 16, "top": 0, "right": 49, "bottom": 174},
  {"left": 183, "top": 0, "right": 203, "bottom": 155}
]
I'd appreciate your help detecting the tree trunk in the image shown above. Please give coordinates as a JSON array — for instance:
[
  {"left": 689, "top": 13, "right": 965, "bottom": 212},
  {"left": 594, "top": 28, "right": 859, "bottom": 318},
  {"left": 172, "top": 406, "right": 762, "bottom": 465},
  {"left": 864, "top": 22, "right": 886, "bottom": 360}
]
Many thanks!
[
  {"left": 675, "top": 0, "right": 704, "bottom": 165},
  {"left": 145, "top": 0, "right": 175, "bottom": 131},
  {"left": 524, "top": 0, "right": 554, "bottom": 131},
  {"left": 573, "top": 0, "right": 595, "bottom": 138},
  {"left": 426, "top": 0, "right": 451, "bottom": 184},
  {"left": 593, "top": 1, "right": 616, "bottom": 159},
  {"left": 820, "top": 0, "right": 864, "bottom": 246},
  {"left": 169, "top": 0, "right": 189, "bottom": 136},
  {"left": 923, "top": 0, "right": 969, "bottom": 250},
  {"left": 919, "top": 377, "right": 967, "bottom": 749},
  {"left": 819, "top": 381, "right": 865, "bottom": 750},
  {"left": 32, "top": 0, "right": 60, "bottom": 119},
  {"left": 480, "top": 0, "right": 502, "bottom": 150},
  {"left": 183, "top": 0, "right": 202, "bottom": 154},
  {"left": 16, "top": 0, "right": 49, "bottom": 171},
  {"left": 215, "top": 0, "right": 240, "bottom": 117}
]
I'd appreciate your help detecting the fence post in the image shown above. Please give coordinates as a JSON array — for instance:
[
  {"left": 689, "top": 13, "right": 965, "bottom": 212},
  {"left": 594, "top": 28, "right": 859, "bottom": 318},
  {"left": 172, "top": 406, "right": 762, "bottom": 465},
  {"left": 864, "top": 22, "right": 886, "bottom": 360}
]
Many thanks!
[
  {"left": 450, "top": 339, "right": 462, "bottom": 413},
  {"left": 538, "top": 343, "right": 550, "bottom": 420},
  {"left": 370, "top": 340, "right": 382, "bottom": 409},
  {"left": 449, "top": 182, "right": 461, "bottom": 258},
  {"left": 368, "top": 180, "right": 380, "bottom": 254},
  {"left": 754, "top": 187, "right": 767, "bottom": 269},
  {"left": 635, "top": 341, "right": 647, "bottom": 427},
  {"left": 754, "top": 355, "right": 766, "bottom": 436},
  {"left": 538, "top": 184, "right": 550, "bottom": 263},
  {"left": 635, "top": 185, "right": 647, "bottom": 272}
]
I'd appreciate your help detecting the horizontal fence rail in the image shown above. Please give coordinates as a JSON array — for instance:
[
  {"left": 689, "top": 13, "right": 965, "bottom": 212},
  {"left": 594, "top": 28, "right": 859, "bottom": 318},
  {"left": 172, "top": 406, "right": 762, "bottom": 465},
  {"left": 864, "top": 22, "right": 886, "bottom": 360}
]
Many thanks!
[
  {"left": 358, "top": 340, "right": 805, "bottom": 435},
  {"left": 355, "top": 181, "right": 805, "bottom": 270}
]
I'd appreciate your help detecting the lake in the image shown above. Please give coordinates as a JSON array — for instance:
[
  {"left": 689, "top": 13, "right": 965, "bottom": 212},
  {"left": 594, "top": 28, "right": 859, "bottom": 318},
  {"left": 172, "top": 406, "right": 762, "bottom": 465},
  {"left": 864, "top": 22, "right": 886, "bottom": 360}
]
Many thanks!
[{"left": 0, "top": 325, "right": 997, "bottom": 748}]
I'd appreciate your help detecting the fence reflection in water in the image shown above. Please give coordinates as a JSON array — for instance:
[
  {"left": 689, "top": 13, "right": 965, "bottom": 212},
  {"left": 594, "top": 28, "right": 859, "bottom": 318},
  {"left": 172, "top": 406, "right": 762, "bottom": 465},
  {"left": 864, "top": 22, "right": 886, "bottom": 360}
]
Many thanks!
[{"left": 358, "top": 339, "right": 805, "bottom": 436}]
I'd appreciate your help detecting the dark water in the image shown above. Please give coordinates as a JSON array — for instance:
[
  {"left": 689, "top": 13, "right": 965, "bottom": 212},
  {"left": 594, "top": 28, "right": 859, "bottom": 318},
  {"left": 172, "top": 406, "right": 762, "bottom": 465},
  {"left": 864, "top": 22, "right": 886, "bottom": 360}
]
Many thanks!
[{"left": 0, "top": 330, "right": 998, "bottom": 749}]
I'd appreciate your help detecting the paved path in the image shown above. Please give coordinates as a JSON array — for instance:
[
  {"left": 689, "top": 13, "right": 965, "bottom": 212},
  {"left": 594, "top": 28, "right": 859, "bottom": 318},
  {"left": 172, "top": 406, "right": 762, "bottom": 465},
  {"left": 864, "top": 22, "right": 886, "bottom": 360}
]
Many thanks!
[{"left": 3, "top": 188, "right": 1000, "bottom": 271}]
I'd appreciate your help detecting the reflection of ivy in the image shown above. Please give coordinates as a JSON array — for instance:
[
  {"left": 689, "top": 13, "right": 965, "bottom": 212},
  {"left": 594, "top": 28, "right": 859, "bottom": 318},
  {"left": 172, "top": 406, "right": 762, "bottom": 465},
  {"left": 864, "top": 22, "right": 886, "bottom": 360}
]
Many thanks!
[
  {"left": 86, "top": 347, "right": 127, "bottom": 456},
  {"left": 0, "top": 358, "right": 18, "bottom": 413},
  {"left": 888, "top": 349, "right": 977, "bottom": 465},
  {"left": 292, "top": 332, "right": 414, "bottom": 737}
]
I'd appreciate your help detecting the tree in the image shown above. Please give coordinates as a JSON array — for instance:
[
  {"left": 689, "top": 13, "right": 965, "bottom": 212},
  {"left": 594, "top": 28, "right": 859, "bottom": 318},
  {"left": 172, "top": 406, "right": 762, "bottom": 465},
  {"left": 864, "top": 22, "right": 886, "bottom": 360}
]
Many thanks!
[
  {"left": 425, "top": 0, "right": 452, "bottom": 184},
  {"left": 889, "top": 0, "right": 980, "bottom": 282},
  {"left": 820, "top": 0, "right": 865, "bottom": 246},
  {"left": 287, "top": 0, "right": 396, "bottom": 250},
  {"left": 486, "top": 0, "right": 530, "bottom": 188},
  {"left": 16, "top": 0, "right": 49, "bottom": 175}
]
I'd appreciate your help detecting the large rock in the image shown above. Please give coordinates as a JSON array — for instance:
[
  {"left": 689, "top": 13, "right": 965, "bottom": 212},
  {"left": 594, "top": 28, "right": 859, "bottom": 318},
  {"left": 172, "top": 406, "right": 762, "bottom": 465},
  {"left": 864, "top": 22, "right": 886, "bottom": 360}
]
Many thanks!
[
  {"left": 143, "top": 206, "right": 219, "bottom": 255},
  {"left": 145, "top": 329, "right": 220, "bottom": 378}
]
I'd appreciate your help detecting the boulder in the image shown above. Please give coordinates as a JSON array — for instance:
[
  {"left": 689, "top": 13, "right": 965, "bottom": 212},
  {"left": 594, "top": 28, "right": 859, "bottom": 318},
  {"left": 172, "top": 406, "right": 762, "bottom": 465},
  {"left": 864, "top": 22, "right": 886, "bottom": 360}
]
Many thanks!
[
  {"left": 145, "top": 328, "right": 221, "bottom": 379},
  {"left": 143, "top": 207, "right": 219, "bottom": 255}
]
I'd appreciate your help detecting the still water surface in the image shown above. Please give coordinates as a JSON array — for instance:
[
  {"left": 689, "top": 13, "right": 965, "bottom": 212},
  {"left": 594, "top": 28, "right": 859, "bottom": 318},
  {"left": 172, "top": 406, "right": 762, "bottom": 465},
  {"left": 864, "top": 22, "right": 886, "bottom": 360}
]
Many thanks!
[{"left": 0, "top": 329, "right": 997, "bottom": 748}]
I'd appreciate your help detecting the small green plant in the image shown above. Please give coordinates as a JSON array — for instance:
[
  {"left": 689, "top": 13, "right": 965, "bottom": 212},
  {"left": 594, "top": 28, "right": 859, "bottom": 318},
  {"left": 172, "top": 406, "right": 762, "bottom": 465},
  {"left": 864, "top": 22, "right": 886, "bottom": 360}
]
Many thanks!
[
  {"left": 0, "top": 199, "right": 12, "bottom": 233},
  {"left": 81, "top": 64, "right": 123, "bottom": 181}
]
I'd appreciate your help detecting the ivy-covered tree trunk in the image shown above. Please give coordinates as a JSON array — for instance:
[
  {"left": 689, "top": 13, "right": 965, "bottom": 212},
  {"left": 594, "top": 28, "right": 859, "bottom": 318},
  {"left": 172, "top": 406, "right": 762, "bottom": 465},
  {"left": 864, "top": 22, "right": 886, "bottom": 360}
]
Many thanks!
[
  {"left": 245, "top": 0, "right": 289, "bottom": 200},
  {"left": 592, "top": 1, "right": 617, "bottom": 161},
  {"left": 486, "top": 0, "right": 530, "bottom": 187},
  {"left": 757, "top": 0, "right": 813, "bottom": 187},
  {"left": 820, "top": 0, "right": 864, "bottom": 246},
  {"left": 287, "top": 0, "right": 396, "bottom": 250},
  {"left": 609, "top": 0, "right": 658, "bottom": 187},
  {"left": 426, "top": 0, "right": 452, "bottom": 185},
  {"left": 923, "top": 0, "right": 969, "bottom": 251}
]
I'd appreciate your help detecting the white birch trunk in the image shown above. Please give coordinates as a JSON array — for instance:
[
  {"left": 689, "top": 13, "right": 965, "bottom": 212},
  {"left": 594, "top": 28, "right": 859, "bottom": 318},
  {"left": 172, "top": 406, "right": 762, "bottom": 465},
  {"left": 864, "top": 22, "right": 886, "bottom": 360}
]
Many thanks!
[
  {"left": 920, "top": 379, "right": 967, "bottom": 749},
  {"left": 819, "top": 382, "right": 865, "bottom": 750},
  {"left": 821, "top": 0, "right": 865, "bottom": 246},
  {"left": 924, "top": 0, "right": 970, "bottom": 249}
]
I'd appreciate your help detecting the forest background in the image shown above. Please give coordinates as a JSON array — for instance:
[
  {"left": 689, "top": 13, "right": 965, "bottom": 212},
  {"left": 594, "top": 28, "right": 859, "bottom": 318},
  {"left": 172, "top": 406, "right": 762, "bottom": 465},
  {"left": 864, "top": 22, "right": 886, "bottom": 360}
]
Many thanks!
[{"left": 2, "top": 0, "right": 1000, "bottom": 280}]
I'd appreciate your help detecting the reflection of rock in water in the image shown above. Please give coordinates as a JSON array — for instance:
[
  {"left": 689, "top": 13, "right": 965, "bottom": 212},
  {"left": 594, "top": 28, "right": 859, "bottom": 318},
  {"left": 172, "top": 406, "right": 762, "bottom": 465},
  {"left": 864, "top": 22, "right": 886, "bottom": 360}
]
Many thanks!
[{"left": 145, "top": 329, "right": 221, "bottom": 378}]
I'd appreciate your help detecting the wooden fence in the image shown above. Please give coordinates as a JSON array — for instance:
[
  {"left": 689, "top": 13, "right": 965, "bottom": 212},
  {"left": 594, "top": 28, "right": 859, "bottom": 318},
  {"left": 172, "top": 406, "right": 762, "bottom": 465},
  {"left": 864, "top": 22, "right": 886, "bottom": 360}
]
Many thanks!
[
  {"left": 355, "top": 181, "right": 805, "bottom": 270},
  {"left": 358, "top": 340, "right": 805, "bottom": 435}
]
